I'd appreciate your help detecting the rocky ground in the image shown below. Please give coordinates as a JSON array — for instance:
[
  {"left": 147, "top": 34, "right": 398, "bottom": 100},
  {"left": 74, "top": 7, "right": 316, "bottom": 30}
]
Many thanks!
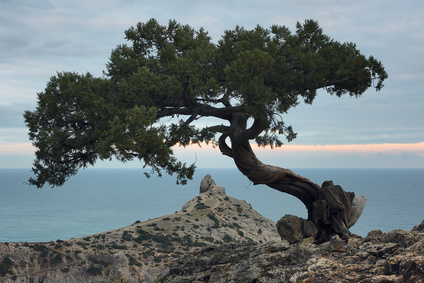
[
  {"left": 1, "top": 175, "right": 423, "bottom": 283},
  {"left": 163, "top": 223, "right": 424, "bottom": 282}
]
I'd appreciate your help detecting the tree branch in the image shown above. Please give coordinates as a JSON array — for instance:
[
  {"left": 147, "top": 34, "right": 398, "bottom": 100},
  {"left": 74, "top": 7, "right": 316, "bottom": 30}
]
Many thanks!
[
  {"left": 218, "top": 133, "right": 232, "bottom": 158},
  {"left": 240, "top": 118, "right": 268, "bottom": 141}
]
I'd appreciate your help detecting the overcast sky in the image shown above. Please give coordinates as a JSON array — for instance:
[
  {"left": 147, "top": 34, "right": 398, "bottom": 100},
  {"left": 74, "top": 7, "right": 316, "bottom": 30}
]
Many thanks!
[{"left": 1, "top": 0, "right": 423, "bottom": 169}]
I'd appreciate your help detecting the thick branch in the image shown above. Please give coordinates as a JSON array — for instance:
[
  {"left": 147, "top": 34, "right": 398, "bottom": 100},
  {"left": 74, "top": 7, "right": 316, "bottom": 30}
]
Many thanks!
[
  {"left": 218, "top": 133, "right": 233, "bottom": 158},
  {"left": 239, "top": 117, "right": 268, "bottom": 140}
]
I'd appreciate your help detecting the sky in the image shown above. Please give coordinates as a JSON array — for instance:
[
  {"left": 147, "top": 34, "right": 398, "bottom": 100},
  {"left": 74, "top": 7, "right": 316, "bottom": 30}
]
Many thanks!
[{"left": 1, "top": 0, "right": 423, "bottom": 170}]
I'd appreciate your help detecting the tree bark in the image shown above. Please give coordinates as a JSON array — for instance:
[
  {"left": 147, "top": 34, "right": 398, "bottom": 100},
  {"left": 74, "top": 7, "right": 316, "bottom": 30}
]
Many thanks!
[{"left": 220, "top": 115, "right": 366, "bottom": 243}]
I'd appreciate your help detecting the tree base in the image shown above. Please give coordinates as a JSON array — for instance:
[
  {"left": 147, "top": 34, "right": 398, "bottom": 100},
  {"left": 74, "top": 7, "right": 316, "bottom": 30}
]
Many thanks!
[{"left": 276, "top": 181, "right": 367, "bottom": 244}]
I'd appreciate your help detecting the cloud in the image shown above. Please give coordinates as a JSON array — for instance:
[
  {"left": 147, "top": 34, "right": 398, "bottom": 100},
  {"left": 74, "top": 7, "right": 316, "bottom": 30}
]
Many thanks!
[
  {"left": 254, "top": 142, "right": 424, "bottom": 154},
  {"left": 1, "top": 0, "right": 424, "bottom": 169},
  {"left": 0, "top": 103, "right": 32, "bottom": 128},
  {"left": 1, "top": 141, "right": 423, "bottom": 169},
  {"left": 172, "top": 142, "right": 424, "bottom": 169},
  {"left": 0, "top": 143, "right": 34, "bottom": 155}
]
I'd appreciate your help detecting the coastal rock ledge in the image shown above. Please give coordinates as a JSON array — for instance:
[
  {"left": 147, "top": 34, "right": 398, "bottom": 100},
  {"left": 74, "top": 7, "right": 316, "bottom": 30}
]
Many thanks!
[{"left": 1, "top": 175, "right": 424, "bottom": 282}]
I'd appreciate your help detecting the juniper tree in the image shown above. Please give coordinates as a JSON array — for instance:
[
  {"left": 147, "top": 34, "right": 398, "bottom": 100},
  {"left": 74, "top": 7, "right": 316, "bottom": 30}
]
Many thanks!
[{"left": 25, "top": 19, "right": 387, "bottom": 242}]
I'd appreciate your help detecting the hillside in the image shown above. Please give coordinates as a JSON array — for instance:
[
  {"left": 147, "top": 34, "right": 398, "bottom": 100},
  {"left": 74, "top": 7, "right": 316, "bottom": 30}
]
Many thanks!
[{"left": 0, "top": 175, "right": 279, "bottom": 282}]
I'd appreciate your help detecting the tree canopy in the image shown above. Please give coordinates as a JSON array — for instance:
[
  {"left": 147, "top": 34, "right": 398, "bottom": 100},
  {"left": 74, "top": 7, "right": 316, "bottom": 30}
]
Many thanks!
[{"left": 25, "top": 19, "right": 387, "bottom": 188}]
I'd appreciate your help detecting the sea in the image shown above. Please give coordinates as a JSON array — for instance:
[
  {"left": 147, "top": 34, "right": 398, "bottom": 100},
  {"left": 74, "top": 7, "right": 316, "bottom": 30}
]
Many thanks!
[{"left": 0, "top": 168, "right": 423, "bottom": 243}]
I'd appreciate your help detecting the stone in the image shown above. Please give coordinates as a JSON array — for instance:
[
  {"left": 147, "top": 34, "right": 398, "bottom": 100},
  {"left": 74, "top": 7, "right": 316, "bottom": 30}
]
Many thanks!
[
  {"left": 322, "top": 234, "right": 347, "bottom": 252},
  {"left": 199, "top": 174, "right": 216, "bottom": 193},
  {"left": 366, "top": 229, "right": 385, "bottom": 240},
  {"left": 199, "top": 174, "right": 226, "bottom": 196},
  {"left": 276, "top": 214, "right": 304, "bottom": 244},
  {"left": 412, "top": 220, "right": 424, "bottom": 232},
  {"left": 381, "top": 229, "right": 413, "bottom": 248}
]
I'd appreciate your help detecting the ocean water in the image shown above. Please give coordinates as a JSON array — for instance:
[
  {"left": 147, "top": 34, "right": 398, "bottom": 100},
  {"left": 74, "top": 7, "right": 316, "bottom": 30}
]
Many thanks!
[{"left": 0, "top": 168, "right": 423, "bottom": 242}]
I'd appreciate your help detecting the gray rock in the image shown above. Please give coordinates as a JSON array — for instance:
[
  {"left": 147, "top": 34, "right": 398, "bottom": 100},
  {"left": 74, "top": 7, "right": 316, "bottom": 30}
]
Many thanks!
[
  {"left": 276, "top": 214, "right": 304, "bottom": 244},
  {"left": 163, "top": 221, "right": 424, "bottom": 282},
  {"left": 321, "top": 234, "right": 347, "bottom": 252},
  {"left": 381, "top": 229, "right": 413, "bottom": 248},
  {"left": 199, "top": 174, "right": 226, "bottom": 196},
  {"left": 412, "top": 220, "right": 424, "bottom": 232},
  {"left": 366, "top": 229, "right": 385, "bottom": 240},
  {"left": 199, "top": 174, "right": 216, "bottom": 193}
]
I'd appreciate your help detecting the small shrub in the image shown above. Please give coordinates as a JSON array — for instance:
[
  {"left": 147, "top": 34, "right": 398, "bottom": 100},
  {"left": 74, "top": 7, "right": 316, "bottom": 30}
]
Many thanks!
[
  {"left": 152, "top": 234, "right": 173, "bottom": 246},
  {"left": 111, "top": 244, "right": 127, "bottom": 250},
  {"left": 195, "top": 202, "right": 210, "bottom": 210},
  {"left": 30, "top": 244, "right": 46, "bottom": 252},
  {"left": 0, "top": 257, "right": 14, "bottom": 276},
  {"left": 96, "top": 244, "right": 105, "bottom": 250},
  {"left": 208, "top": 213, "right": 220, "bottom": 228},
  {"left": 204, "top": 236, "right": 214, "bottom": 242},
  {"left": 222, "top": 234, "right": 234, "bottom": 243},
  {"left": 134, "top": 228, "right": 153, "bottom": 243},
  {"left": 51, "top": 253, "right": 62, "bottom": 263},
  {"left": 86, "top": 264, "right": 102, "bottom": 276}
]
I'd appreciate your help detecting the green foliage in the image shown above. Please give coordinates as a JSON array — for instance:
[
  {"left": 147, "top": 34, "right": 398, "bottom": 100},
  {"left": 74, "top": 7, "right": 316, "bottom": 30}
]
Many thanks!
[
  {"left": 0, "top": 256, "right": 15, "bottom": 276},
  {"left": 51, "top": 253, "right": 62, "bottom": 263},
  {"left": 25, "top": 18, "right": 387, "bottom": 187},
  {"left": 222, "top": 234, "right": 234, "bottom": 243},
  {"left": 207, "top": 213, "right": 220, "bottom": 228},
  {"left": 86, "top": 264, "right": 103, "bottom": 276},
  {"left": 194, "top": 202, "right": 210, "bottom": 210}
]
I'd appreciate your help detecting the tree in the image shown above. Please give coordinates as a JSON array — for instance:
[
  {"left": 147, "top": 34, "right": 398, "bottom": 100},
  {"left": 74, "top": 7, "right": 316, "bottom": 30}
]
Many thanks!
[{"left": 24, "top": 19, "right": 387, "bottom": 243}]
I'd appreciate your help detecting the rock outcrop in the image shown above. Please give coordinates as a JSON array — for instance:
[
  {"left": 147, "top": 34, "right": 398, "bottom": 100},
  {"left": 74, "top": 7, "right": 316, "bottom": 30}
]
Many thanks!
[
  {"left": 0, "top": 175, "right": 279, "bottom": 283},
  {"left": 1, "top": 175, "right": 423, "bottom": 283},
  {"left": 163, "top": 223, "right": 424, "bottom": 282}
]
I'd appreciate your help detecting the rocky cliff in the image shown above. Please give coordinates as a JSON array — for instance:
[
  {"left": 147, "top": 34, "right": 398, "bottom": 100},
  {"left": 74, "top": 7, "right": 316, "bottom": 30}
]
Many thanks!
[
  {"left": 0, "top": 175, "right": 279, "bottom": 282},
  {"left": 1, "top": 175, "right": 423, "bottom": 283}
]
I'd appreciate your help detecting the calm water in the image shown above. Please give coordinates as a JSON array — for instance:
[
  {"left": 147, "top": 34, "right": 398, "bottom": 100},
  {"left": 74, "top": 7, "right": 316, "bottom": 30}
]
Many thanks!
[{"left": 0, "top": 168, "right": 423, "bottom": 242}]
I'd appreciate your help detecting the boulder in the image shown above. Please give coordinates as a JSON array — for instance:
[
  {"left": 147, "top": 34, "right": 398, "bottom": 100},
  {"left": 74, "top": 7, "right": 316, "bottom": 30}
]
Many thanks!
[
  {"left": 199, "top": 174, "right": 226, "bottom": 196},
  {"left": 276, "top": 214, "right": 304, "bottom": 244},
  {"left": 199, "top": 174, "right": 216, "bottom": 193}
]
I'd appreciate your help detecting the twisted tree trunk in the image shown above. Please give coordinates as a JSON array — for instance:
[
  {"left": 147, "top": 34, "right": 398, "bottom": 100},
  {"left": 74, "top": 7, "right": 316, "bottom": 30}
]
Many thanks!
[{"left": 219, "top": 115, "right": 366, "bottom": 243}]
